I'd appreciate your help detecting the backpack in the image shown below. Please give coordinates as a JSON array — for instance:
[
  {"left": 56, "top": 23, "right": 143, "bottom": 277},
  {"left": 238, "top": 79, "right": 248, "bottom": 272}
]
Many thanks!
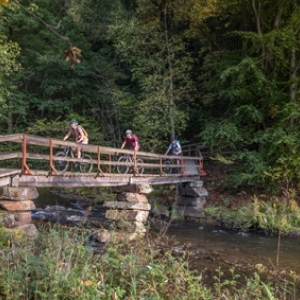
[{"left": 78, "top": 125, "right": 88, "bottom": 140}]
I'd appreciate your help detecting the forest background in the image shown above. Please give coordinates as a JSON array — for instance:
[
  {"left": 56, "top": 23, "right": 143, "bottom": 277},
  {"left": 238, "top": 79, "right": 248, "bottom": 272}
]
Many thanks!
[{"left": 1, "top": 0, "right": 300, "bottom": 195}]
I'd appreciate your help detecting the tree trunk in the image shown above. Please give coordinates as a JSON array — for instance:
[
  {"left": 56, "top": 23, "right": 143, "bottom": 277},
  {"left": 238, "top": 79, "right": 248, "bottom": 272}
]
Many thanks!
[
  {"left": 289, "top": 0, "right": 299, "bottom": 127},
  {"left": 163, "top": 3, "right": 175, "bottom": 139}
]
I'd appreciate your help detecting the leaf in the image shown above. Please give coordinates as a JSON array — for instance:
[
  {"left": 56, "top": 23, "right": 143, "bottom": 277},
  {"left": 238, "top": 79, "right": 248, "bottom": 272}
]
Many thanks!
[
  {"left": 0, "top": 0, "right": 8, "bottom": 6},
  {"left": 64, "top": 47, "right": 82, "bottom": 68}
]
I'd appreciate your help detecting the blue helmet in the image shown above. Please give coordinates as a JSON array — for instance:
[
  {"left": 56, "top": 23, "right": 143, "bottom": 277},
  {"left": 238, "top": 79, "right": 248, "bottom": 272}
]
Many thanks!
[{"left": 70, "top": 118, "right": 78, "bottom": 125}]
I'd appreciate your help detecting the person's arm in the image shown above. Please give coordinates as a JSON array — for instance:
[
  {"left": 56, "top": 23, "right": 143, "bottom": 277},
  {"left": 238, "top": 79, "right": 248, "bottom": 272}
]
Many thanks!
[
  {"left": 133, "top": 136, "right": 139, "bottom": 151},
  {"left": 174, "top": 142, "right": 182, "bottom": 155},
  {"left": 63, "top": 129, "right": 71, "bottom": 141},
  {"left": 76, "top": 127, "right": 84, "bottom": 143},
  {"left": 120, "top": 141, "right": 126, "bottom": 149},
  {"left": 134, "top": 142, "right": 139, "bottom": 151},
  {"left": 164, "top": 145, "right": 171, "bottom": 156}
]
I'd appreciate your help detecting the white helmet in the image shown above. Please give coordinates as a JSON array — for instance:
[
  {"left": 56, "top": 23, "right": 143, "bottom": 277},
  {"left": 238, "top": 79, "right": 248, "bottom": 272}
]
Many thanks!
[{"left": 125, "top": 129, "right": 132, "bottom": 135}]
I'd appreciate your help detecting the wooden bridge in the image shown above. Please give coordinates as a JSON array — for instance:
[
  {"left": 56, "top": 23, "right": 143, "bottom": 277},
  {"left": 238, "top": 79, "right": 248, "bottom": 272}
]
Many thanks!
[{"left": 0, "top": 134, "right": 206, "bottom": 188}]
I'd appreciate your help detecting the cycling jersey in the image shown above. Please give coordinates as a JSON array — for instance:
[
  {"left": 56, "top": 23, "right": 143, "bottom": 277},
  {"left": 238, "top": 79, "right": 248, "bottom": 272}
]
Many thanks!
[
  {"left": 124, "top": 134, "right": 140, "bottom": 151},
  {"left": 67, "top": 125, "right": 88, "bottom": 143},
  {"left": 168, "top": 140, "right": 182, "bottom": 155}
]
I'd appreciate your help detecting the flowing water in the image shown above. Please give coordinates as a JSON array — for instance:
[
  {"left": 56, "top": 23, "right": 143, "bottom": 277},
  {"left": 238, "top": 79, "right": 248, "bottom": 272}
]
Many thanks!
[{"left": 32, "top": 192, "right": 300, "bottom": 276}]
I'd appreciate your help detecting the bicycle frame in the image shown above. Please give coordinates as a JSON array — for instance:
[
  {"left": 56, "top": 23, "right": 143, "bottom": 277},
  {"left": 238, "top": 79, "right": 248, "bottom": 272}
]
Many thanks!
[
  {"left": 63, "top": 146, "right": 75, "bottom": 158},
  {"left": 54, "top": 146, "right": 93, "bottom": 174},
  {"left": 117, "top": 153, "right": 144, "bottom": 175}
]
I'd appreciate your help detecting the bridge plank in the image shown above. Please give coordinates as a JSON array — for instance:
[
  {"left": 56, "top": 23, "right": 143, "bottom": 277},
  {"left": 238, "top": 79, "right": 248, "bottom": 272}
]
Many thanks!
[
  {"left": 0, "top": 152, "right": 20, "bottom": 160},
  {"left": 0, "top": 134, "right": 23, "bottom": 143},
  {"left": 0, "top": 169, "right": 20, "bottom": 178}
]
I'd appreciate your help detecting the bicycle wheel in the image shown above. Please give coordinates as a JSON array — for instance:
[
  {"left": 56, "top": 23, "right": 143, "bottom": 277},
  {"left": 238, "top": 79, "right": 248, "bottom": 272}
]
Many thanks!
[
  {"left": 136, "top": 158, "right": 144, "bottom": 174},
  {"left": 117, "top": 155, "right": 131, "bottom": 174},
  {"left": 80, "top": 154, "right": 93, "bottom": 173},
  {"left": 54, "top": 152, "right": 69, "bottom": 173},
  {"left": 163, "top": 159, "right": 172, "bottom": 174}
]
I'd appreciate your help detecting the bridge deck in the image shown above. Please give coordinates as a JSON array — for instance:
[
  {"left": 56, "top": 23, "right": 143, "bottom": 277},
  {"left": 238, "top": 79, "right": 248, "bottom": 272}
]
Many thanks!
[{"left": 15, "top": 174, "right": 200, "bottom": 187}]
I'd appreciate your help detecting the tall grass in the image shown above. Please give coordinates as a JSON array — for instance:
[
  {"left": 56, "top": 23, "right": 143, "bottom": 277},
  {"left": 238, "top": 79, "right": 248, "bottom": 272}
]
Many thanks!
[
  {"left": 204, "top": 196, "right": 300, "bottom": 235},
  {"left": 0, "top": 225, "right": 297, "bottom": 299}
]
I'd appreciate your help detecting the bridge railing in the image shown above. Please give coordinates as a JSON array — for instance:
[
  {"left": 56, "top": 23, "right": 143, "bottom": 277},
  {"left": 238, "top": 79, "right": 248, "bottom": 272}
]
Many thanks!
[
  {"left": 182, "top": 143, "right": 210, "bottom": 159},
  {"left": 0, "top": 134, "right": 205, "bottom": 177}
]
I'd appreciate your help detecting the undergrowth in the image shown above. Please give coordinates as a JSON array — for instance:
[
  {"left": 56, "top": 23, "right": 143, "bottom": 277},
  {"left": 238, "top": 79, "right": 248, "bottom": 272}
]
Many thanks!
[
  {"left": 0, "top": 225, "right": 298, "bottom": 299},
  {"left": 204, "top": 196, "right": 300, "bottom": 235}
]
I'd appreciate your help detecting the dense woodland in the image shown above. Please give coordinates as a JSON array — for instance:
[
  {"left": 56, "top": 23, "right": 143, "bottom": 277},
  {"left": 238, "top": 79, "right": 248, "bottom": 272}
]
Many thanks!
[{"left": 1, "top": 0, "right": 300, "bottom": 193}]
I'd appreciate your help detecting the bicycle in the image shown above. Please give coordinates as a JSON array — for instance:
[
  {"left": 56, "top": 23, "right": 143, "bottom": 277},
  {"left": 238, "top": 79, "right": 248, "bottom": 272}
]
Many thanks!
[
  {"left": 117, "top": 154, "right": 144, "bottom": 174},
  {"left": 163, "top": 157, "right": 181, "bottom": 174},
  {"left": 54, "top": 146, "right": 93, "bottom": 174}
]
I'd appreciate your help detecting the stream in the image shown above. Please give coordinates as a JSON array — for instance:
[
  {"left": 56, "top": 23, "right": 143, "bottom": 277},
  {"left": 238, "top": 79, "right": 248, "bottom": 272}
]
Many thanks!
[{"left": 32, "top": 192, "right": 300, "bottom": 278}]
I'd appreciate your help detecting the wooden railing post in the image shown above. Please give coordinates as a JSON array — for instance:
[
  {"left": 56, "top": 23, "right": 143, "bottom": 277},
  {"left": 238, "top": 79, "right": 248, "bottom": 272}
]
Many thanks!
[
  {"left": 160, "top": 156, "right": 166, "bottom": 175},
  {"left": 95, "top": 146, "right": 105, "bottom": 178},
  {"left": 21, "top": 135, "right": 32, "bottom": 175},
  {"left": 48, "top": 139, "right": 58, "bottom": 176},
  {"left": 180, "top": 155, "right": 187, "bottom": 176},
  {"left": 133, "top": 150, "right": 138, "bottom": 176}
]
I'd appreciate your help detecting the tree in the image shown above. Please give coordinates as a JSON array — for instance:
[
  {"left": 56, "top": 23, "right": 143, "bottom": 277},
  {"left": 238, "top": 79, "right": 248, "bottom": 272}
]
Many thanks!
[{"left": 107, "top": 0, "right": 195, "bottom": 151}]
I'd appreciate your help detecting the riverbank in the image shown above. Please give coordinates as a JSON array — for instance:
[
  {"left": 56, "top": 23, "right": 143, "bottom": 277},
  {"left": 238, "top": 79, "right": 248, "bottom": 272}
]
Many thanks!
[
  {"left": 1, "top": 221, "right": 299, "bottom": 300},
  {"left": 24, "top": 186, "right": 300, "bottom": 298},
  {"left": 201, "top": 161, "right": 300, "bottom": 237}
]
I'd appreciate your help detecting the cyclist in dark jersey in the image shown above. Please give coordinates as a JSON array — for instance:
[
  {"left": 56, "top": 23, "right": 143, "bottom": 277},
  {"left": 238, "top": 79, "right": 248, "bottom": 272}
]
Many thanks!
[
  {"left": 165, "top": 138, "right": 182, "bottom": 165},
  {"left": 120, "top": 129, "right": 140, "bottom": 151},
  {"left": 165, "top": 138, "right": 182, "bottom": 156}
]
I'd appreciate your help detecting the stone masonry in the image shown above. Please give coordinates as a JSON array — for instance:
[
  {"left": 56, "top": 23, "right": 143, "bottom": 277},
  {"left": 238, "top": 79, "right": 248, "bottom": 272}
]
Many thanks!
[
  {"left": 99, "top": 183, "right": 152, "bottom": 242},
  {"left": 0, "top": 187, "right": 38, "bottom": 238},
  {"left": 172, "top": 180, "right": 208, "bottom": 220}
]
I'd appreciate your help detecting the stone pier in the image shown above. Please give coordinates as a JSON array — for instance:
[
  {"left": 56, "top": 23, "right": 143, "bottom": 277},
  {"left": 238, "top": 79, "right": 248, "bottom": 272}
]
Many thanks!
[
  {"left": 172, "top": 180, "right": 208, "bottom": 221},
  {"left": 0, "top": 187, "right": 38, "bottom": 239},
  {"left": 98, "top": 183, "right": 152, "bottom": 242}
]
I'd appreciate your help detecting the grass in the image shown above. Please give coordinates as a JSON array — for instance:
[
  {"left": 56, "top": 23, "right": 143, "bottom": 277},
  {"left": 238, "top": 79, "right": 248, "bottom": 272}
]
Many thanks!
[
  {"left": 204, "top": 196, "right": 300, "bottom": 236},
  {"left": 0, "top": 225, "right": 298, "bottom": 300}
]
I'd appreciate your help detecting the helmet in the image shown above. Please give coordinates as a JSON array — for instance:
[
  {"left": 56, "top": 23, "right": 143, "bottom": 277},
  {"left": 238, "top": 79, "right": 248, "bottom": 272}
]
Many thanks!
[
  {"left": 70, "top": 118, "right": 78, "bottom": 125},
  {"left": 125, "top": 129, "right": 132, "bottom": 135}
]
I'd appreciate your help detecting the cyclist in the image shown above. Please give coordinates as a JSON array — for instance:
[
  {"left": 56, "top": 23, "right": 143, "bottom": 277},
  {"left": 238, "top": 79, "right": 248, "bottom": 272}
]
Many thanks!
[
  {"left": 164, "top": 138, "right": 182, "bottom": 165},
  {"left": 120, "top": 129, "right": 140, "bottom": 151},
  {"left": 63, "top": 119, "right": 88, "bottom": 160}
]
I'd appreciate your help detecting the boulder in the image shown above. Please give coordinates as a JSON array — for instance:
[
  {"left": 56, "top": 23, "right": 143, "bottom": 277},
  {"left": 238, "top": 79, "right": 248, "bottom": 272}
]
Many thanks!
[
  {"left": 110, "top": 184, "right": 152, "bottom": 194},
  {"left": 175, "top": 196, "right": 206, "bottom": 207},
  {"left": 0, "top": 212, "right": 32, "bottom": 228},
  {"left": 188, "top": 180, "right": 203, "bottom": 188},
  {"left": 0, "top": 200, "right": 36, "bottom": 211},
  {"left": 103, "top": 201, "right": 151, "bottom": 211},
  {"left": 117, "top": 192, "right": 148, "bottom": 203},
  {"left": 178, "top": 186, "right": 208, "bottom": 197},
  {"left": 105, "top": 210, "right": 149, "bottom": 222},
  {"left": 0, "top": 187, "right": 39, "bottom": 201}
]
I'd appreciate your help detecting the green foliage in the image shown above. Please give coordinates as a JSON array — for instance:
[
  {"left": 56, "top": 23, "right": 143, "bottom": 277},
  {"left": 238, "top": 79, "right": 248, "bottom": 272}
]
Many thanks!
[
  {"left": 205, "top": 196, "right": 300, "bottom": 235},
  {"left": 0, "top": 226, "right": 296, "bottom": 299},
  {"left": 2, "top": 0, "right": 300, "bottom": 192}
]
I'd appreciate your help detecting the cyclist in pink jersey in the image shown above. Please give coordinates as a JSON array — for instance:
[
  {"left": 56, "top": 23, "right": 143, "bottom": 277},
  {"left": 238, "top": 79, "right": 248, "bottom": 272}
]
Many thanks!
[{"left": 63, "top": 118, "right": 88, "bottom": 159}]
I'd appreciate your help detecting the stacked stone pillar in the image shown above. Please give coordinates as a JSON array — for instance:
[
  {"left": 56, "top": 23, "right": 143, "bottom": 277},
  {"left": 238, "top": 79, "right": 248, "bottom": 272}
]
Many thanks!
[
  {"left": 0, "top": 187, "right": 38, "bottom": 238},
  {"left": 100, "top": 184, "right": 152, "bottom": 242},
  {"left": 173, "top": 180, "right": 208, "bottom": 221}
]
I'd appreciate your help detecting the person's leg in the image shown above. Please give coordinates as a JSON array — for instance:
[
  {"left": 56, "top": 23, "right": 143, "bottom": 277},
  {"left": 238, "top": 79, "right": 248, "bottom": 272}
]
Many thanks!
[
  {"left": 78, "top": 140, "right": 88, "bottom": 159},
  {"left": 76, "top": 146, "right": 82, "bottom": 159}
]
